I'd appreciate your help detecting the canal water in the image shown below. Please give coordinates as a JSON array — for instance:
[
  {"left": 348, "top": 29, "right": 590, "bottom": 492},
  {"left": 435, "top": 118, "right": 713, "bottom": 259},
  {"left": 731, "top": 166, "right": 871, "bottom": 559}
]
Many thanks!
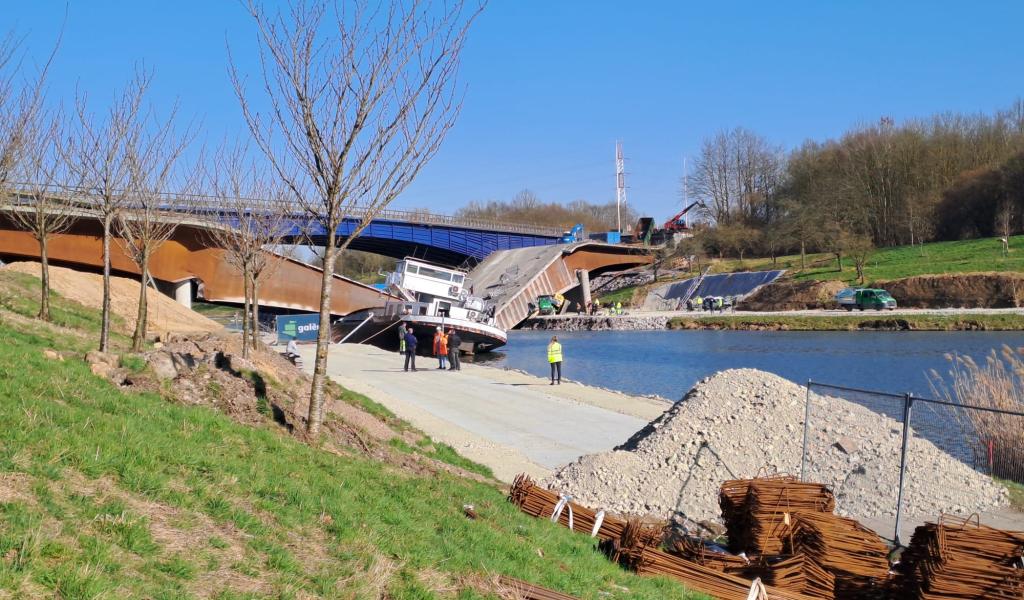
[{"left": 476, "top": 330, "right": 1024, "bottom": 401}]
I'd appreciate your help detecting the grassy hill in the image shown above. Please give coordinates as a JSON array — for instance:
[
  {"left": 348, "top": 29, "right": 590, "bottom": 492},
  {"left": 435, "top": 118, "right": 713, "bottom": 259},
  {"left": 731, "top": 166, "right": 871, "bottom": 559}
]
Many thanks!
[
  {"left": 0, "top": 270, "right": 700, "bottom": 599},
  {"left": 710, "top": 234, "right": 1024, "bottom": 284}
]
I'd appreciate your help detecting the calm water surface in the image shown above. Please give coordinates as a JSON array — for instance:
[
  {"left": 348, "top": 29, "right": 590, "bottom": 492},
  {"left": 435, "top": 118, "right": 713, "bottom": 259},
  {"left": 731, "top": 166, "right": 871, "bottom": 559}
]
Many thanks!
[{"left": 476, "top": 330, "right": 1024, "bottom": 400}]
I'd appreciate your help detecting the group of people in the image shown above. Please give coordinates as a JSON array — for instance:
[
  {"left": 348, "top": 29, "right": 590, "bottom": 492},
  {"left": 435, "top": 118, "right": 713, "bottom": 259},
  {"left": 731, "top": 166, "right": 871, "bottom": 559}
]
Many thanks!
[
  {"left": 584, "top": 299, "right": 624, "bottom": 315},
  {"left": 399, "top": 325, "right": 462, "bottom": 372},
  {"left": 398, "top": 325, "right": 565, "bottom": 387},
  {"left": 686, "top": 295, "right": 729, "bottom": 313}
]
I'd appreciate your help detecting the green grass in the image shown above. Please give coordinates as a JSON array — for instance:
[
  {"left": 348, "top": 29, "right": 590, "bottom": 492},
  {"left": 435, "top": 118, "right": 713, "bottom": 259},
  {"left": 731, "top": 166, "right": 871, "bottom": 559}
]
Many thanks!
[
  {"left": 190, "top": 302, "right": 240, "bottom": 318},
  {"left": 0, "top": 271, "right": 702, "bottom": 599},
  {"left": 594, "top": 286, "right": 637, "bottom": 307},
  {"left": 999, "top": 479, "right": 1024, "bottom": 512},
  {"left": 668, "top": 313, "right": 1024, "bottom": 331},
  {"left": 120, "top": 354, "right": 147, "bottom": 373},
  {"left": 709, "top": 235, "right": 1024, "bottom": 284}
]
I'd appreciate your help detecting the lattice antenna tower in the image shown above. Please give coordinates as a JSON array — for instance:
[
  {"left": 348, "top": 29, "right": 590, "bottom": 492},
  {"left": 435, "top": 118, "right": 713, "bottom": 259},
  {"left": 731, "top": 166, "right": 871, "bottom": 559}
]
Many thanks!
[{"left": 615, "top": 141, "right": 626, "bottom": 233}]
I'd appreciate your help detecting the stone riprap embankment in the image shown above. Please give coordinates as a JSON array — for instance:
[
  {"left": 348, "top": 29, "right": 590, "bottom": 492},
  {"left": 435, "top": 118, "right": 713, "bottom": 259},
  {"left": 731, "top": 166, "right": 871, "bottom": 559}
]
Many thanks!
[
  {"left": 590, "top": 270, "right": 656, "bottom": 294},
  {"left": 521, "top": 315, "right": 670, "bottom": 331},
  {"left": 545, "top": 369, "right": 1007, "bottom": 525}
]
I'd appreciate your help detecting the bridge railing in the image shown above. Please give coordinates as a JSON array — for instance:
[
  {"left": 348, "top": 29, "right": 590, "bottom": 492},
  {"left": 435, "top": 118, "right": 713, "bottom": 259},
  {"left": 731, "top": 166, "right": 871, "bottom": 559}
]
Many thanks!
[{"left": 3, "top": 184, "right": 565, "bottom": 238}]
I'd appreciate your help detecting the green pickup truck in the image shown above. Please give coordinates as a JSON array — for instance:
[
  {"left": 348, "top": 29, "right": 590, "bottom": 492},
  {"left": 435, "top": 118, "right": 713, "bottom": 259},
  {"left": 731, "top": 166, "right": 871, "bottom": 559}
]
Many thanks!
[{"left": 836, "top": 288, "right": 897, "bottom": 311}]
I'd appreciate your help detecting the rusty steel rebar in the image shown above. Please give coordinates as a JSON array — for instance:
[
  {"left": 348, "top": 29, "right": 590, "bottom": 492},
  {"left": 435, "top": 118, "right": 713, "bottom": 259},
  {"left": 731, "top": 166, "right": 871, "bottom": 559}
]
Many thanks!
[
  {"left": 495, "top": 575, "right": 581, "bottom": 600},
  {"left": 894, "top": 514, "right": 1024, "bottom": 599},
  {"left": 720, "top": 475, "right": 836, "bottom": 556},
  {"left": 786, "top": 511, "right": 891, "bottom": 599},
  {"left": 508, "top": 473, "right": 665, "bottom": 543}
]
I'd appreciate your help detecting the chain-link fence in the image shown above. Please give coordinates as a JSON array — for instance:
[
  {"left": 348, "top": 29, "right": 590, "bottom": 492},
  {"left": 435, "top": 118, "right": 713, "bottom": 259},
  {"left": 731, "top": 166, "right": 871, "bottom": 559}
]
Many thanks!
[{"left": 800, "top": 380, "right": 1024, "bottom": 544}]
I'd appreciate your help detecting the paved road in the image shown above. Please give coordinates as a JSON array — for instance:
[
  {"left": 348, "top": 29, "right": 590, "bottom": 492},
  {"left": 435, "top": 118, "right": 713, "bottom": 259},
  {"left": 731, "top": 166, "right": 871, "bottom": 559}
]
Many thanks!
[{"left": 298, "top": 344, "right": 662, "bottom": 481}]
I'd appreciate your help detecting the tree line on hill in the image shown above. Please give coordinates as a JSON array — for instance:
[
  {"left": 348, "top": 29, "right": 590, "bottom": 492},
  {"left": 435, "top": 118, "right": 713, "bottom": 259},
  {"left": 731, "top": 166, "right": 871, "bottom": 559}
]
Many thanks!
[
  {"left": 456, "top": 189, "right": 637, "bottom": 234},
  {"left": 684, "top": 102, "right": 1024, "bottom": 265}
]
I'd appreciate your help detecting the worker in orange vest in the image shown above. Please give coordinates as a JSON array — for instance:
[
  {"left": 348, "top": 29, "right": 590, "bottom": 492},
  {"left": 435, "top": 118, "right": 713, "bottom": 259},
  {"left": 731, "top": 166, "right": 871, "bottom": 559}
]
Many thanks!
[{"left": 433, "top": 326, "right": 449, "bottom": 370}]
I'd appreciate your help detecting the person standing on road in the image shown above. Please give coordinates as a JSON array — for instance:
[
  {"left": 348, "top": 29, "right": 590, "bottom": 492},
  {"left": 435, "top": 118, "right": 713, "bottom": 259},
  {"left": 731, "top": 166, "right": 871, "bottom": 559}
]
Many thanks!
[
  {"left": 547, "top": 335, "right": 562, "bottom": 385},
  {"left": 433, "top": 326, "right": 448, "bottom": 370},
  {"left": 403, "top": 327, "right": 418, "bottom": 371},
  {"left": 446, "top": 328, "right": 462, "bottom": 371}
]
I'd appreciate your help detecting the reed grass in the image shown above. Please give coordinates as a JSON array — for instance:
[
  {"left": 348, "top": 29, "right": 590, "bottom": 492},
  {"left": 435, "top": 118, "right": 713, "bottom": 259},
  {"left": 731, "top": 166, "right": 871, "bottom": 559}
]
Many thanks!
[{"left": 930, "top": 345, "right": 1024, "bottom": 482}]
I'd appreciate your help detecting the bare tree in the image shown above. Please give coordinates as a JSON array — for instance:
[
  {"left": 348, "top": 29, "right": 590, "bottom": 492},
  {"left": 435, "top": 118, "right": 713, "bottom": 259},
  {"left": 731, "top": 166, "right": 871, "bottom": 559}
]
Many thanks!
[
  {"left": 997, "top": 200, "right": 1013, "bottom": 257},
  {"left": 232, "top": 0, "right": 483, "bottom": 436},
  {"left": 117, "top": 110, "right": 194, "bottom": 351},
  {"left": 66, "top": 71, "right": 150, "bottom": 352},
  {"left": 6, "top": 112, "right": 75, "bottom": 321},
  {"left": 247, "top": 208, "right": 292, "bottom": 352},
  {"left": 0, "top": 32, "right": 58, "bottom": 187},
  {"left": 687, "top": 127, "right": 783, "bottom": 225},
  {"left": 204, "top": 145, "right": 292, "bottom": 358},
  {"left": 847, "top": 234, "right": 874, "bottom": 285}
]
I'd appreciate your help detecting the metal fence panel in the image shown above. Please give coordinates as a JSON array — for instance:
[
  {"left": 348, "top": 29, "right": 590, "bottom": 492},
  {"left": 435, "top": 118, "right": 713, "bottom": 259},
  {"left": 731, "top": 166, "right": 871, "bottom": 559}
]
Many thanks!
[
  {"left": 802, "top": 381, "right": 1021, "bottom": 544},
  {"left": 801, "top": 382, "right": 905, "bottom": 534}
]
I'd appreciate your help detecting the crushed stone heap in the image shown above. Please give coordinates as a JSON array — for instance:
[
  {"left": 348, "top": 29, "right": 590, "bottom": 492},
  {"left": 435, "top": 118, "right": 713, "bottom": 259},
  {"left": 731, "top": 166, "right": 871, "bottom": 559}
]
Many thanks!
[{"left": 545, "top": 368, "right": 1007, "bottom": 524}]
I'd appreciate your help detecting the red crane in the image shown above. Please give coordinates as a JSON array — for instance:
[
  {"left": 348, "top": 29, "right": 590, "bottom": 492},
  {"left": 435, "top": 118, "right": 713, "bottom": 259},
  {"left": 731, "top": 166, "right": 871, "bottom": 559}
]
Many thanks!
[{"left": 662, "top": 200, "right": 704, "bottom": 232}]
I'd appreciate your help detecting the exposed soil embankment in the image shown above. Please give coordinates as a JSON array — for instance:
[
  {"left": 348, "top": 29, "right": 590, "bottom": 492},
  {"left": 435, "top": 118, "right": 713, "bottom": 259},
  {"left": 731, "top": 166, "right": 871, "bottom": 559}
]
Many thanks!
[
  {"left": 740, "top": 272, "right": 1024, "bottom": 311},
  {"left": 737, "top": 279, "right": 847, "bottom": 311},
  {"left": 882, "top": 272, "right": 1024, "bottom": 308},
  {"left": 3, "top": 261, "right": 221, "bottom": 334}
]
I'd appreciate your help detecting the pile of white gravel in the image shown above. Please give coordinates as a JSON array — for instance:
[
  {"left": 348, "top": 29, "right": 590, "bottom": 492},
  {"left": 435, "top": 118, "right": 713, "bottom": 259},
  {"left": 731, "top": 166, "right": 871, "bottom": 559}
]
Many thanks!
[{"left": 545, "top": 369, "right": 1007, "bottom": 524}]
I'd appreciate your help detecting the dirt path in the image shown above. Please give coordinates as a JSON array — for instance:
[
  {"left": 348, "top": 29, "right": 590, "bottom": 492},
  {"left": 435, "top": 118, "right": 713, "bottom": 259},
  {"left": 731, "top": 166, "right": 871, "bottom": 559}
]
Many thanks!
[
  {"left": 3, "top": 261, "right": 221, "bottom": 335},
  {"left": 298, "top": 343, "right": 667, "bottom": 482}
]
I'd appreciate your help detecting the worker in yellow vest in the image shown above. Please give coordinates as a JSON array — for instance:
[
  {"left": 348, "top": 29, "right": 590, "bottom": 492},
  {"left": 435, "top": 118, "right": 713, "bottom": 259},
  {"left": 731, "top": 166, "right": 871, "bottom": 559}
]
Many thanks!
[{"left": 547, "top": 335, "right": 563, "bottom": 385}]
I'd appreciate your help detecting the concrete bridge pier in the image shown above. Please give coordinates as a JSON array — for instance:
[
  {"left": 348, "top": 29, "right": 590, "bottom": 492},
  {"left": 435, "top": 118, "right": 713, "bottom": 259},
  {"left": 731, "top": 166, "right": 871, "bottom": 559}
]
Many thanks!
[
  {"left": 155, "top": 279, "right": 194, "bottom": 309},
  {"left": 576, "top": 269, "right": 592, "bottom": 308},
  {"left": 173, "top": 280, "right": 192, "bottom": 309}
]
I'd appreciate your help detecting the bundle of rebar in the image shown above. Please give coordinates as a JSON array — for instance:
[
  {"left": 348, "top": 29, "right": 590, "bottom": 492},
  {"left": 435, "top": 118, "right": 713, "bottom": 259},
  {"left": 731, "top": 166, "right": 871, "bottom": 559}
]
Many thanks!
[
  {"left": 758, "top": 555, "right": 836, "bottom": 600},
  {"left": 788, "top": 512, "right": 890, "bottom": 591},
  {"left": 720, "top": 476, "right": 836, "bottom": 556},
  {"left": 508, "top": 474, "right": 664, "bottom": 543},
  {"left": 622, "top": 544, "right": 822, "bottom": 600},
  {"left": 496, "top": 575, "right": 581, "bottom": 600},
  {"left": 895, "top": 514, "right": 1024, "bottom": 599},
  {"left": 666, "top": 536, "right": 752, "bottom": 575}
]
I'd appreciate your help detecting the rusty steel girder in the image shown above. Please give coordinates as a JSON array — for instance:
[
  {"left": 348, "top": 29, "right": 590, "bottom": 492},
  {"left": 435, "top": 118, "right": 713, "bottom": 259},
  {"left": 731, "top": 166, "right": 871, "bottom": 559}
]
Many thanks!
[{"left": 0, "top": 213, "right": 395, "bottom": 316}]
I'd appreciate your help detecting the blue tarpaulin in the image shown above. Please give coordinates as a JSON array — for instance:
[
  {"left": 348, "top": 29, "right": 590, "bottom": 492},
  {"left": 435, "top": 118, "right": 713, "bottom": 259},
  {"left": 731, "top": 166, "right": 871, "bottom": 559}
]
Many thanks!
[{"left": 658, "top": 270, "right": 785, "bottom": 302}]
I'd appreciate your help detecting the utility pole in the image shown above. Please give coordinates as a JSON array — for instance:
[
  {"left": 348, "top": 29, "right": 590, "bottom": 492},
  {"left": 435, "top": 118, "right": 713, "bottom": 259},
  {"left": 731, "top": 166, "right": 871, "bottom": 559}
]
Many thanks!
[{"left": 615, "top": 140, "right": 626, "bottom": 233}]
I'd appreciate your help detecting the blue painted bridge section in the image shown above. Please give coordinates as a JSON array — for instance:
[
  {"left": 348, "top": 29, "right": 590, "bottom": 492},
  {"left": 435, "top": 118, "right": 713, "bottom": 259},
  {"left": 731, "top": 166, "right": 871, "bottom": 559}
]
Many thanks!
[{"left": 279, "top": 210, "right": 564, "bottom": 266}]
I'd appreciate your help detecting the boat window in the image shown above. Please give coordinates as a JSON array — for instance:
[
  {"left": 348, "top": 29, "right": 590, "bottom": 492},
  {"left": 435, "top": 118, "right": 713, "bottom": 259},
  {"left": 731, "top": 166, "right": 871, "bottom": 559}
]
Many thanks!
[
  {"left": 406, "top": 264, "right": 419, "bottom": 274},
  {"left": 417, "top": 265, "right": 452, "bottom": 282},
  {"left": 452, "top": 274, "right": 464, "bottom": 284}
]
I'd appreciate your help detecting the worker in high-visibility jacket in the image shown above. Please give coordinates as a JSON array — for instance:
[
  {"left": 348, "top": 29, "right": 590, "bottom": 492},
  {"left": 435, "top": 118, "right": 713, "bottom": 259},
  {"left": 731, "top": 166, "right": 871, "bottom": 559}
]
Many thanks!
[{"left": 547, "top": 335, "right": 563, "bottom": 385}]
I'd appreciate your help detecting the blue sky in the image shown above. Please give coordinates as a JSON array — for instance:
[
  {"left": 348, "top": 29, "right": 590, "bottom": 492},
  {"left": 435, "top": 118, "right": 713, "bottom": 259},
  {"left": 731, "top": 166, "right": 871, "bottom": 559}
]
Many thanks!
[{"left": 7, "top": 1, "right": 1024, "bottom": 219}]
